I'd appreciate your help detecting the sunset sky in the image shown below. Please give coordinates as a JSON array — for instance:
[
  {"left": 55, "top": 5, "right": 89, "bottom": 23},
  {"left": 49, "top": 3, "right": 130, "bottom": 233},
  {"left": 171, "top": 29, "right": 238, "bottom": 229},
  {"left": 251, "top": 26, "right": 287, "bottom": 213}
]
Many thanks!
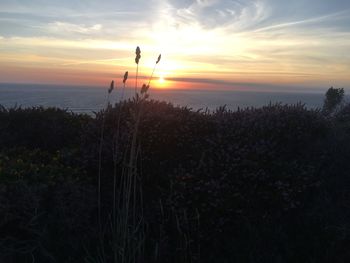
[{"left": 0, "top": 0, "right": 349, "bottom": 91}]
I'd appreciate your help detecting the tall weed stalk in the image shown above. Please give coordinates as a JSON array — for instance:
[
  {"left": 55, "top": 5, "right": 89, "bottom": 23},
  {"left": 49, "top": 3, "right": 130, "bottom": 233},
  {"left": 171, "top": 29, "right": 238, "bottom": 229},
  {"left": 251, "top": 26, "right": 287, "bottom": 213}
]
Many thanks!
[{"left": 94, "top": 47, "right": 162, "bottom": 263}]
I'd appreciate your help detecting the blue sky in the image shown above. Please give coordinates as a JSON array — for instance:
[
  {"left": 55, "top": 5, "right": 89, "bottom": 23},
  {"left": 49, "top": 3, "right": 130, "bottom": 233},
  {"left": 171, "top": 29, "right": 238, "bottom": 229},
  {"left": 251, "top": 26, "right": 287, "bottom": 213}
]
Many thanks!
[{"left": 0, "top": 0, "right": 349, "bottom": 90}]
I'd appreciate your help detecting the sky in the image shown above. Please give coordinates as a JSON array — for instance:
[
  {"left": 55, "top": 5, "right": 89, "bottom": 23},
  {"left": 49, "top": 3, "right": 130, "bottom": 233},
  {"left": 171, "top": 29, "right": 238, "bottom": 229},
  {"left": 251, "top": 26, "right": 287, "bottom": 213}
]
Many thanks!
[{"left": 0, "top": 0, "right": 349, "bottom": 91}]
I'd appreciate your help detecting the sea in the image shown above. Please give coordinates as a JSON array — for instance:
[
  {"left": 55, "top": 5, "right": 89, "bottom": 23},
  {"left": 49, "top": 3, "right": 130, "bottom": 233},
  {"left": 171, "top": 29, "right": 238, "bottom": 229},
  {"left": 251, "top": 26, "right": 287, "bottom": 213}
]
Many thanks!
[{"left": 0, "top": 83, "right": 343, "bottom": 114}]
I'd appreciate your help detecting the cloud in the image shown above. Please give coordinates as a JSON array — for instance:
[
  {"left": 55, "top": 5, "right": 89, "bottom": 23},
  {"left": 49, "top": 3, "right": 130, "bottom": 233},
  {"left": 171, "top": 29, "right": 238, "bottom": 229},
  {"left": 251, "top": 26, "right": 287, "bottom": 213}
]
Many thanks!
[
  {"left": 46, "top": 21, "right": 102, "bottom": 35},
  {"left": 2, "top": 0, "right": 350, "bottom": 39},
  {"left": 162, "top": 0, "right": 350, "bottom": 33},
  {"left": 0, "top": 0, "right": 349, "bottom": 87},
  {"left": 163, "top": 0, "right": 268, "bottom": 31}
]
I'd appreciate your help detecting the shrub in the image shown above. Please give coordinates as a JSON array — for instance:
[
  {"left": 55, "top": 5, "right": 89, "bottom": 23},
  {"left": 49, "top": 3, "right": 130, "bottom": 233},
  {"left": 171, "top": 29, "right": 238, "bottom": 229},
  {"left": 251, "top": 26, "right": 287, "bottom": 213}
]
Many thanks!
[
  {"left": 322, "top": 87, "right": 345, "bottom": 115},
  {"left": 0, "top": 106, "right": 90, "bottom": 151},
  {"left": 1, "top": 100, "right": 350, "bottom": 262}
]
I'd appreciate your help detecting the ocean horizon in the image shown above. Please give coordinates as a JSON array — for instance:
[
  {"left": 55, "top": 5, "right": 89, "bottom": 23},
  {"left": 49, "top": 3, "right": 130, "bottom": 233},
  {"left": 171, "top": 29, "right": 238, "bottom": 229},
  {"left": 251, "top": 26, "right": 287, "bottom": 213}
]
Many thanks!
[{"left": 0, "top": 82, "right": 344, "bottom": 114}]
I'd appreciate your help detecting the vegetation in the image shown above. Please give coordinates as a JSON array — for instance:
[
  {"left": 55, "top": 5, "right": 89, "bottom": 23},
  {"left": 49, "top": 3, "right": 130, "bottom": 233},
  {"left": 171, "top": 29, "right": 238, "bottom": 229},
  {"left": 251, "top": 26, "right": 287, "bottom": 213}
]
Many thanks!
[
  {"left": 0, "top": 85, "right": 350, "bottom": 262},
  {"left": 322, "top": 87, "right": 345, "bottom": 115}
]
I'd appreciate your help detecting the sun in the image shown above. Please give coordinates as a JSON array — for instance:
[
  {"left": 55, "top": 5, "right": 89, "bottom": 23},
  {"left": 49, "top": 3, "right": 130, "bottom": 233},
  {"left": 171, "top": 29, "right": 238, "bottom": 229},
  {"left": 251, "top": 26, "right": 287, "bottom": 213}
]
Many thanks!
[
  {"left": 155, "top": 74, "right": 168, "bottom": 88},
  {"left": 159, "top": 75, "right": 165, "bottom": 84}
]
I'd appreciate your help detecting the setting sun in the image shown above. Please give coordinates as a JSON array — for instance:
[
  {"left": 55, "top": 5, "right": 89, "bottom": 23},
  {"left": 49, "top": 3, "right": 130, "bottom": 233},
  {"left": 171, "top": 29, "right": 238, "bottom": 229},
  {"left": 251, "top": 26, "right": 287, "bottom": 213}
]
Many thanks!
[
  {"left": 154, "top": 73, "right": 169, "bottom": 89},
  {"left": 159, "top": 75, "right": 165, "bottom": 84}
]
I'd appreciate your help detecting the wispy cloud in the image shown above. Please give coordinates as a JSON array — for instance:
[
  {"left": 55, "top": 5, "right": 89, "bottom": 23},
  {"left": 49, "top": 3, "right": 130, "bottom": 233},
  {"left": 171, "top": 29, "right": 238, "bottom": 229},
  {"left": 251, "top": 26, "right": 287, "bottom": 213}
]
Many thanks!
[
  {"left": 0, "top": 0, "right": 349, "bottom": 88},
  {"left": 45, "top": 22, "right": 102, "bottom": 34},
  {"left": 252, "top": 10, "right": 350, "bottom": 32}
]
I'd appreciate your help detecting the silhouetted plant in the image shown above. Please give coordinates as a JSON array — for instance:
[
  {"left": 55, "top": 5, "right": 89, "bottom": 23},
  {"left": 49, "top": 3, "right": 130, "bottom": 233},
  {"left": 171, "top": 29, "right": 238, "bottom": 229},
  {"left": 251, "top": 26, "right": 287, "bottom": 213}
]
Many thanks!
[
  {"left": 322, "top": 87, "right": 345, "bottom": 115},
  {"left": 2, "top": 99, "right": 350, "bottom": 262},
  {"left": 96, "top": 46, "right": 163, "bottom": 263},
  {"left": 134, "top": 46, "right": 141, "bottom": 95},
  {"left": 98, "top": 80, "right": 116, "bottom": 231}
]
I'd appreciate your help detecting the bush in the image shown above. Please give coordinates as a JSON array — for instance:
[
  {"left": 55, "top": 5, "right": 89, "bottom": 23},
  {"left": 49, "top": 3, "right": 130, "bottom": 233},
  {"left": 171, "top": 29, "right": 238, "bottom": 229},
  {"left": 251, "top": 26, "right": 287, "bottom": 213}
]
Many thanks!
[
  {"left": 322, "top": 87, "right": 345, "bottom": 115},
  {"left": 0, "top": 100, "right": 350, "bottom": 262},
  {"left": 0, "top": 106, "right": 90, "bottom": 151}
]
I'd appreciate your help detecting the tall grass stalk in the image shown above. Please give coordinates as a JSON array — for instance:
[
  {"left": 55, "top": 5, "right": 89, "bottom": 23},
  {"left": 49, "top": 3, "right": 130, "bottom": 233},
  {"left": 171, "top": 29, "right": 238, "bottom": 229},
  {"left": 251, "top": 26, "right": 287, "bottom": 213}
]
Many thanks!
[
  {"left": 98, "top": 80, "right": 114, "bottom": 227},
  {"left": 113, "top": 49, "right": 160, "bottom": 263},
  {"left": 135, "top": 46, "right": 141, "bottom": 95},
  {"left": 96, "top": 80, "right": 114, "bottom": 263},
  {"left": 95, "top": 48, "right": 161, "bottom": 263},
  {"left": 147, "top": 54, "right": 161, "bottom": 87},
  {"left": 112, "top": 72, "right": 128, "bottom": 238}
]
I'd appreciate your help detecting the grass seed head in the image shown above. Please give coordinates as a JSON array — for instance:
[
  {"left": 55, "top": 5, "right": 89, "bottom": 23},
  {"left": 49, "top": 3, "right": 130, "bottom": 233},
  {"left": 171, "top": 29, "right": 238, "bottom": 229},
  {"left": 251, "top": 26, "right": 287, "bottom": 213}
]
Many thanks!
[
  {"left": 135, "top": 46, "right": 141, "bottom": 64},
  {"left": 141, "top": 84, "right": 149, "bottom": 94},
  {"left": 156, "top": 54, "right": 161, "bottom": 64},
  {"left": 123, "top": 71, "right": 128, "bottom": 84},
  {"left": 108, "top": 80, "right": 114, "bottom": 94}
]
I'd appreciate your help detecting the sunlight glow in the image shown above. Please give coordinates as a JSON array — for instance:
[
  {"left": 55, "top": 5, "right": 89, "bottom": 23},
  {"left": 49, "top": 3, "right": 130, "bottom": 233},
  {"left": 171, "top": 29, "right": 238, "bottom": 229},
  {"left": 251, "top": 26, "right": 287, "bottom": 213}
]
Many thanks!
[
  {"left": 0, "top": 0, "right": 349, "bottom": 88},
  {"left": 153, "top": 73, "right": 169, "bottom": 89},
  {"left": 159, "top": 75, "right": 165, "bottom": 84}
]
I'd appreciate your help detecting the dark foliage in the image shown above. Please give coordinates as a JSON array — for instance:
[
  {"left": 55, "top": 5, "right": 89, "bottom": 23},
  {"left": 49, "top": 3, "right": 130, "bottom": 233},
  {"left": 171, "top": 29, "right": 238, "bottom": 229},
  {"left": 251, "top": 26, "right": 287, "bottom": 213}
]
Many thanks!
[
  {"left": 322, "top": 87, "right": 345, "bottom": 115},
  {"left": 0, "top": 99, "right": 350, "bottom": 263},
  {"left": 0, "top": 106, "right": 90, "bottom": 151}
]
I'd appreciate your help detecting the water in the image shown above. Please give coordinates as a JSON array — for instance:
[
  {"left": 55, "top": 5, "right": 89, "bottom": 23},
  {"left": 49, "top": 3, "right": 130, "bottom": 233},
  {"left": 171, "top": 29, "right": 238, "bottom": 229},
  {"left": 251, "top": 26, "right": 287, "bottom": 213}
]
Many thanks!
[{"left": 0, "top": 83, "right": 330, "bottom": 114}]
